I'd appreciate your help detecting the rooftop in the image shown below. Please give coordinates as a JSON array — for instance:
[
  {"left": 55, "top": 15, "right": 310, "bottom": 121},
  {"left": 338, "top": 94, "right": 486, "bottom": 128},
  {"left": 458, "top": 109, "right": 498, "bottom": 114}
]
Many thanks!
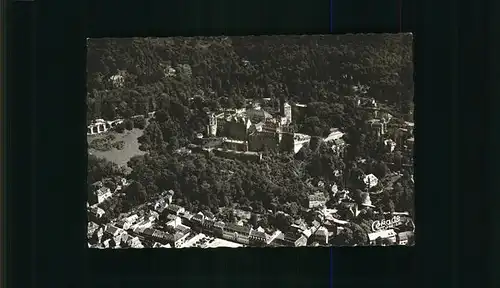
[
  {"left": 192, "top": 213, "right": 204, "bottom": 222},
  {"left": 309, "top": 193, "right": 327, "bottom": 201},
  {"left": 167, "top": 214, "right": 178, "bottom": 221},
  {"left": 115, "top": 220, "right": 126, "bottom": 228},
  {"left": 250, "top": 230, "right": 267, "bottom": 239},
  {"left": 214, "top": 221, "right": 225, "bottom": 229},
  {"left": 167, "top": 204, "right": 183, "bottom": 212},
  {"left": 143, "top": 228, "right": 155, "bottom": 237},
  {"left": 97, "top": 187, "right": 111, "bottom": 196},
  {"left": 225, "top": 223, "right": 251, "bottom": 234},
  {"left": 314, "top": 227, "right": 329, "bottom": 236},
  {"left": 175, "top": 224, "right": 191, "bottom": 234},
  {"left": 368, "top": 229, "right": 396, "bottom": 241},
  {"left": 294, "top": 133, "right": 311, "bottom": 141},
  {"left": 270, "top": 238, "right": 292, "bottom": 247},
  {"left": 397, "top": 231, "right": 414, "bottom": 240},
  {"left": 203, "top": 219, "right": 215, "bottom": 228},
  {"left": 105, "top": 224, "right": 119, "bottom": 232},
  {"left": 294, "top": 103, "right": 308, "bottom": 108},
  {"left": 283, "top": 232, "right": 303, "bottom": 242},
  {"left": 203, "top": 211, "right": 215, "bottom": 219}
]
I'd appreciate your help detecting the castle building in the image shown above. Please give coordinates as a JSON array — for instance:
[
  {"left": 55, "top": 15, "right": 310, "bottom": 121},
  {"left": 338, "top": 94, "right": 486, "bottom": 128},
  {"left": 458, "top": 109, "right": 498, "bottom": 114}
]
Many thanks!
[
  {"left": 206, "top": 113, "right": 218, "bottom": 137},
  {"left": 279, "top": 97, "right": 292, "bottom": 125},
  {"left": 203, "top": 98, "right": 301, "bottom": 155}
]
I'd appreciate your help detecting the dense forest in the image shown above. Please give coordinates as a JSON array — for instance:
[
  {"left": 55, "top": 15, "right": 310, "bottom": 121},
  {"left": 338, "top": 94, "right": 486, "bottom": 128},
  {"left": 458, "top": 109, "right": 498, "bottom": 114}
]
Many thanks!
[
  {"left": 87, "top": 35, "right": 413, "bottom": 122},
  {"left": 87, "top": 36, "right": 415, "bottom": 238}
]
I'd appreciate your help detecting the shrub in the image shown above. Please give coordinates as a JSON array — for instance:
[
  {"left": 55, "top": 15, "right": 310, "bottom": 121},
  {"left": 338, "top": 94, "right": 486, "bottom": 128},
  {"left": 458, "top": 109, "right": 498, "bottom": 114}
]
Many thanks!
[
  {"left": 124, "top": 119, "right": 134, "bottom": 130},
  {"left": 104, "top": 134, "right": 116, "bottom": 141},
  {"left": 89, "top": 138, "right": 112, "bottom": 151},
  {"left": 133, "top": 117, "right": 147, "bottom": 129},
  {"left": 112, "top": 140, "right": 125, "bottom": 150},
  {"left": 115, "top": 123, "right": 125, "bottom": 133}
]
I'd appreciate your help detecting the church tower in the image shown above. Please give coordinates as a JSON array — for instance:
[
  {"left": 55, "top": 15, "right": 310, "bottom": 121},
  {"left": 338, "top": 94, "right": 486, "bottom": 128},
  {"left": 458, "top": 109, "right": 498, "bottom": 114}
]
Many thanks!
[{"left": 206, "top": 113, "right": 218, "bottom": 137}]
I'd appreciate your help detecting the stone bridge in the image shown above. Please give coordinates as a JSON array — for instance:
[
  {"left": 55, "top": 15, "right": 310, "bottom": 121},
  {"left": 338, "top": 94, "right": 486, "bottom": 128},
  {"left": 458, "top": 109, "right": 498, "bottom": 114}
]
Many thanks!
[
  {"left": 87, "top": 119, "right": 124, "bottom": 135},
  {"left": 87, "top": 111, "right": 156, "bottom": 136}
]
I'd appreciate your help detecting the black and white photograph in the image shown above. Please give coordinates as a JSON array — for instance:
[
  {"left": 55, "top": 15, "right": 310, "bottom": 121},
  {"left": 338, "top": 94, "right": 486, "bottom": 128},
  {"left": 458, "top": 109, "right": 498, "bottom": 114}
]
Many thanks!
[{"left": 87, "top": 34, "right": 415, "bottom": 249}]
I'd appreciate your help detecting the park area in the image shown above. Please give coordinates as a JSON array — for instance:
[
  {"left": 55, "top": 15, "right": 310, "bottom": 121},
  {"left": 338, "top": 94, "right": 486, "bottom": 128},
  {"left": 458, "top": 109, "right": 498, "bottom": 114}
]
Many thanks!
[{"left": 88, "top": 128, "right": 145, "bottom": 174}]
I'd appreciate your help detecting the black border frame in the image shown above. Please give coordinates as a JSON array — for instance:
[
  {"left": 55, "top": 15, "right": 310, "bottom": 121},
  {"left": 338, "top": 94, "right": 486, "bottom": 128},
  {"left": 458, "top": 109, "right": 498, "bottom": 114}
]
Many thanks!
[{"left": 7, "top": 0, "right": 492, "bottom": 286}]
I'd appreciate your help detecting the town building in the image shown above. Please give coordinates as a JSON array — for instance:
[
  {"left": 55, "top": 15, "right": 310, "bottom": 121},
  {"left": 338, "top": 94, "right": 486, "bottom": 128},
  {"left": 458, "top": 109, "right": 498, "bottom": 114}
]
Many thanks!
[
  {"left": 384, "top": 139, "right": 397, "bottom": 152},
  {"left": 323, "top": 128, "right": 344, "bottom": 142},
  {"left": 96, "top": 186, "right": 112, "bottom": 204},
  {"left": 166, "top": 204, "right": 185, "bottom": 216},
  {"left": 323, "top": 220, "right": 338, "bottom": 237},
  {"left": 109, "top": 74, "right": 125, "bottom": 88},
  {"left": 127, "top": 237, "right": 144, "bottom": 248},
  {"left": 87, "top": 222, "right": 100, "bottom": 239},
  {"left": 154, "top": 198, "right": 168, "bottom": 213},
  {"left": 94, "top": 227, "right": 104, "bottom": 243},
  {"left": 308, "top": 192, "right": 328, "bottom": 209},
  {"left": 125, "top": 214, "right": 139, "bottom": 224},
  {"left": 148, "top": 211, "right": 160, "bottom": 221},
  {"left": 311, "top": 227, "right": 329, "bottom": 245},
  {"left": 88, "top": 206, "right": 106, "bottom": 222},
  {"left": 356, "top": 97, "right": 378, "bottom": 118},
  {"left": 152, "top": 242, "right": 172, "bottom": 248},
  {"left": 363, "top": 174, "right": 379, "bottom": 189},
  {"left": 289, "top": 133, "right": 312, "bottom": 154},
  {"left": 165, "top": 230, "right": 191, "bottom": 248},
  {"left": 271, "top": 232, "right": 307, "bottom": 247},
  {"left": 142, "top": 228, "right": 156, "bottom": 240},
  {"left": 104, "top": 225, "right": 123, "bottom": 237},
  {"left": 358, "top": 192, "right": 376, "bottom": 209},
  {"left": 179, "top": 212, "right": 193, "bottom": 226},
  {"left": 330, "top": 138, "right": 346, "bottom": 156},
  {"left": 365, "top": 119, "right": 387, "bottom": 138},
  {"left": 249, "top": 230, "right": 268, "bottom": 246},
  {"left": 203, "top": 211, "right": 216, "bottom": 221},
  {"left": 213, "top": 221, "right": 226, "bottom": 237},
  {"left": 160, "top": 190, "right": 174, "bottom": 205},
  {"left": 405, "top": 137, "right": 414, "bottom": 150},
  {"left": 397, "top": 231, "right": 414, "bottom": 245},
  {"left": 368, "top": 229, "right": 397, "bottom": 245},
  {"left": 202, "top": 219, "right": 216, "bottom": 234},
  {"left": 222, "top": 223, "right": 251, "bottom": 244},
  {"left": 290, "top": 222, "right": 308, "bottom": 234},
  {"left": 191, "top": 212, "right": 205, "bottom": 232}
]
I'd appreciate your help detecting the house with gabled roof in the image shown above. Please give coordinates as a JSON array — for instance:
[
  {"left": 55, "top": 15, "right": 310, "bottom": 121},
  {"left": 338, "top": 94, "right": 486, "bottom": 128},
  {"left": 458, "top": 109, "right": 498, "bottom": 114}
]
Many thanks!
[
  {"left": 104, "top": 225, "right": 122, "bottom": 237},
  {"left": 87, "top": 222, "right": 99, "bottom": 239},
  {"left": 222, "top": 223, "right": 252, "bottom": 244},
  {"left": 368, "top": 229, "right": 397, "bottom": 245},
  {"left": 166, "top": 204, "right": 185, "bottom": 216},
  {"left": 213, "top": 221, "right": 225, "bottom": 237},
  {"left": 249, "top": 229, "right": 268, "bottom": 247}
]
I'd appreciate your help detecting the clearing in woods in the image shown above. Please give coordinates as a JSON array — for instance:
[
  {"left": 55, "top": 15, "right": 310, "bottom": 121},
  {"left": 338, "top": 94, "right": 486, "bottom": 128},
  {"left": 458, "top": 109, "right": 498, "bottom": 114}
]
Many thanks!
[{"left": 88, "top": 128, "right": 145, "bottom": 173}]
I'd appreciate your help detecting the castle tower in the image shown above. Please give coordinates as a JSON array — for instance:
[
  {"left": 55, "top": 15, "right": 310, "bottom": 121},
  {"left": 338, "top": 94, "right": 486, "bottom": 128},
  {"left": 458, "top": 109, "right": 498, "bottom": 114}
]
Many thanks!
[
  {"left": 206, "top": 113, "right": 218, "bottom": 137},
  {"left": 279, "top": 95, "right": 286, "bottom": 115},
  {"left": 279, "top": 95, "right": 292, "bottom": 125},
  {"left": 283, "top": 102, "right": 292, "bottom": 124}
]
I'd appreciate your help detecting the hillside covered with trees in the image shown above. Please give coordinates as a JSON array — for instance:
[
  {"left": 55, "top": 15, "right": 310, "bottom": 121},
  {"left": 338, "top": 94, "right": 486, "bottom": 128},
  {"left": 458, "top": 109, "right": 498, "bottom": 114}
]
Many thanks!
[{"left": 87, "top": 35, "right": 413, "bottom": 123}]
